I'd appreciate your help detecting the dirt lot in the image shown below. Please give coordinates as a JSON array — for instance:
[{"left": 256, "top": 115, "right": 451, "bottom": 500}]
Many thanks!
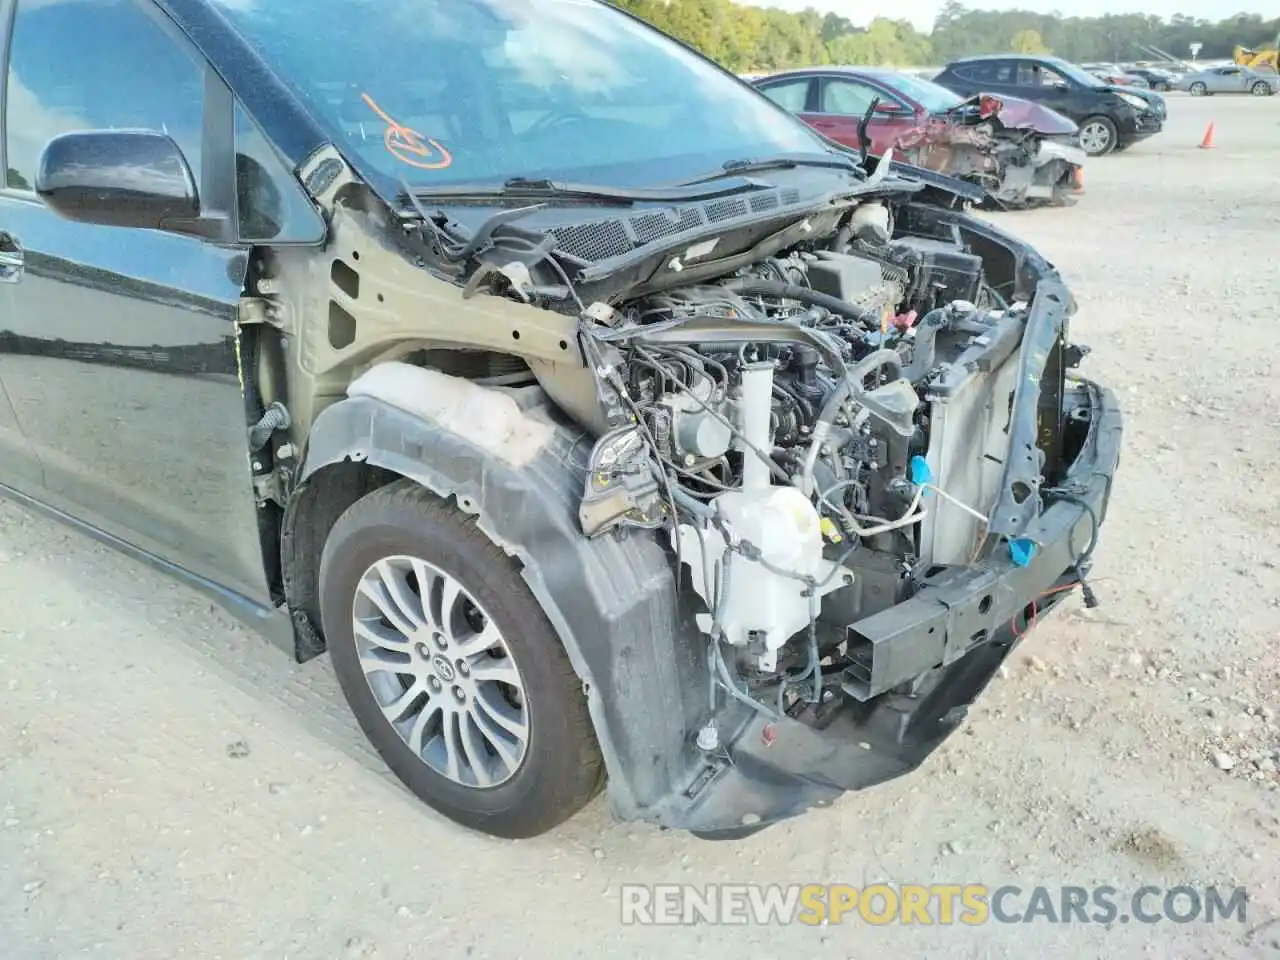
[{"left": 2, "top": 94, "right": 1279, "bottom": 960}]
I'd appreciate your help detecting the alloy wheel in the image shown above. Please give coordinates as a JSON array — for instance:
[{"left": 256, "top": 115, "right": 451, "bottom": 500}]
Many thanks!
[
  {"left": 351, "top": 555, "right": 529, "bottom": 788},
  {"left": 1189, "top": 83, "right": 1206, "bottom": 96},
  {"left": 1080, "top": 121, "right": 1112, "bottom": 155}
]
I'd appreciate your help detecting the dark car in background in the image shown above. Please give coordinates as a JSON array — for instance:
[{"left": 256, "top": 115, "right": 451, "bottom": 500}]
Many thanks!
[
  {"left": 1124, "top": 66, "right": 1179, "bottom": 91},
  {"left": 934, "top": 54, "right": 1166, "bottom": 156},
  {"left": 754, "top": 67, "right": 1085, "bottom": 208},
  {"left": 1081, "top": 63, "right": 1148, "bottom": 87}
]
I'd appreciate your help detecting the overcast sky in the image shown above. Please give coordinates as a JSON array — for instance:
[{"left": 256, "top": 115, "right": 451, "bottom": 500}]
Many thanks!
[{"left": 744, "top": 0, "right": 1280, "bottom": 33}]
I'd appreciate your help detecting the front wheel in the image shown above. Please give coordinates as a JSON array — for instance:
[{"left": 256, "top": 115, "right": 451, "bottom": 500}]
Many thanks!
[
  {"left": 1251, "top": 81, "right": 1272, "bottom": 96},
  {"left": 1189, "top": 82, "right": 1208, "bottom": 96},
  {"left": 319, "top": 480, "right": 605, "bottom": 838},
  {"left": 1078, "top": 116, "right": 1118, "bottom": 156}
]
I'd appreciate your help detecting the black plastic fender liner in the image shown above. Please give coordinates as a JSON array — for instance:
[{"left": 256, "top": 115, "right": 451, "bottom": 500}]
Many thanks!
[{"left": 293, "top": 392, "right": 711, "bottom": 823}]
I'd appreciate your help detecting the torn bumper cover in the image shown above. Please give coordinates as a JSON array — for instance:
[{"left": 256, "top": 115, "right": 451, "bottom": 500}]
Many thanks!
[
  {"left": 672, "top": 342, "right": 1122, "bottom": 838},
  {"left": 1016, "top": 139, "right": 1086, "bottom": 199},
  {"left": 983, "top": 137, "right": 1085, "bottom": 206}
]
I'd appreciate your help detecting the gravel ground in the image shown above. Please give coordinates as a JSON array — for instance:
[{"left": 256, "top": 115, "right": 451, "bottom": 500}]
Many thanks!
[{"left": 2, "top": 94, "right": 1278, "bottom": 960}]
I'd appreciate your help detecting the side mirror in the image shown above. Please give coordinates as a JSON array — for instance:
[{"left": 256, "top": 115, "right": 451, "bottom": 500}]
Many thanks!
[{"left": 35, "top": 130, "right": 200, "bottom": 231}]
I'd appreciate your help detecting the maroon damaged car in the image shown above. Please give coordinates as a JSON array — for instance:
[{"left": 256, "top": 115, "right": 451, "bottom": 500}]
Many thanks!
[{"left": 754, "top": 67, "right": 1086, "bottom": 208}]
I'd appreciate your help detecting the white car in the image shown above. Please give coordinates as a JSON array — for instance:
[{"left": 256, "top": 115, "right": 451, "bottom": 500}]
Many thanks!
[{"left": 1177, "top": 65, "right": 1279, "bottom": 96}]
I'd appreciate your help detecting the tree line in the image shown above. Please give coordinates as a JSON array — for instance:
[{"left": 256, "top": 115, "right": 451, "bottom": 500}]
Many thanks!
[{"left": 611, "top": 0, "right": 1280, "bottom": 71}]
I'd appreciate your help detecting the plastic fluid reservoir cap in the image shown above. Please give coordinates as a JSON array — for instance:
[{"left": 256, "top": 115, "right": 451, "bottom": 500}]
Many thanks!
[
  {"left": 1009, "top": 538, "right": 1037, "bottom": 568},
  {"left": 910, "top": 455, "right": 933, "bottom": 487}
]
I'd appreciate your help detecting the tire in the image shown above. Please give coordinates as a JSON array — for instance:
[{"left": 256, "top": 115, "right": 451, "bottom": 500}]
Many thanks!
[
  {"left": 1189, "top": 82, "right": 1207, "bottom": 96},
  {"left": 319, "top": 480, "right": 605, "bottom": 838},
  {"left": 1251, "top": 81, "right": 1272, "bottom": 96},
  {"left": 1078, "top": 116, "right": 1118, "bottom": 157},
  {"left": 1157, "top": 82, "right": 1170, "bottom": 92}
]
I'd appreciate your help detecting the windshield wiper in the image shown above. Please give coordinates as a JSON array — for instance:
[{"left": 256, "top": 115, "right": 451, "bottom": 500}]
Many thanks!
[
  {"left": 677, "top": 152, "right": 861, "bottom": 186},
  {"left": 408, "top": 175, "right": 774, "bottom": 206}
]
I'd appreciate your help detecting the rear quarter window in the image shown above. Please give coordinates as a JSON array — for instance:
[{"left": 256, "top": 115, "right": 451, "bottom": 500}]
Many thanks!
[
  {"left": 956, "top": 62, "right": 1012, "bottom": 84},
  {"left": 756, "top": 78, "right": 811, "bottom": 113}
]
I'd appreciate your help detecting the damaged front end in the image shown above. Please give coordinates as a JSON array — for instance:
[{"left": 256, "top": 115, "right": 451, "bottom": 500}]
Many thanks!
[
  {"left": 292, "top": 148, "right": 1119, "bottom": 838},
  {"left": 418, "top": 166, "right": 1121, "bottom": 836},
  {"left": 897, "top": 95, "right": 1086, "bottom": 209}
]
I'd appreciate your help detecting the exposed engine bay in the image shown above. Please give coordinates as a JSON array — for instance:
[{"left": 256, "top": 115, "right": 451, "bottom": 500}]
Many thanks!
[
  {"left": 282, "top": 151, "right": 1115, "bottom": 835},
  {"left": 562, "top": 193, "right": 1073, "bottom": 729}
]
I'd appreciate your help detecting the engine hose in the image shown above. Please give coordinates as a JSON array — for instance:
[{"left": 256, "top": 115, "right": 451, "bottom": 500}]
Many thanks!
[
  {"left": 706, "top": 551, "right": 781, "bottom": 721},
  {"left": 808, "top": 597, "right": 821, "bottom": 703},
  {"left": 712, "top": 639, "right": 778, "bottom": 720},
  {"left": 775, "top": 623, "right": 820, "bottom": 716},
  {"left": 720, "top": 278, "right": 876, "bottom": 327},
  {"left": 773, "top": 381, "right": 813, "bottom": 423},
  {"left": 671, "top": 484, "right": 715, "bottom": 519},
  {"left": 901, "top": 307, "right": 948, "bottom": 383},
  {"left": 799, "top": 348, "right": 903, "bottom": 496}
]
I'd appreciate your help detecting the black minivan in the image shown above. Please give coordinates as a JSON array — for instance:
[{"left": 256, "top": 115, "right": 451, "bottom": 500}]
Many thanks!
[
  {"left": 933, "top": 54, "right": 1166, "bottom": 156},
  {"left": 0, "top": 0, "right": 1121, "bottom": 840}
]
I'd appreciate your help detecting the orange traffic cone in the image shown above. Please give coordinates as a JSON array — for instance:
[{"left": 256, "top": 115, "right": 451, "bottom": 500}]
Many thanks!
[{"left": 1198, "top": 122, "right": 1215, "bottom": 149}]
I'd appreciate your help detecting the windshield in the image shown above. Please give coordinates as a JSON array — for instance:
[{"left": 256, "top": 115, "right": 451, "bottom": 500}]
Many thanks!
[
  {"left": 1044, "top": 58, "right": 1107, "bottom": 89},
  {"left": 868, "top": 73, "right": 963, "bottom": 112},
  {"left": 208, "top": 0, "right": 830, "bottom": 193}
]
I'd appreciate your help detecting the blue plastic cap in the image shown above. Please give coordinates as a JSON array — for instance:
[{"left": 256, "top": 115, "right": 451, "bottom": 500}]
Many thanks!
[
  {"left": 910, "top": 455, "right": 933, "bottom": 487},
  {"left": 1008, "top": 538, "right": 1037, "bottom": 568}
]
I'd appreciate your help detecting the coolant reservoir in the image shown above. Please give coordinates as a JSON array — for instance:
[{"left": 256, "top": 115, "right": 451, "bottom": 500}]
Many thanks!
[{"left": 712, "top": 485, "right": 826, "bottom": 654}]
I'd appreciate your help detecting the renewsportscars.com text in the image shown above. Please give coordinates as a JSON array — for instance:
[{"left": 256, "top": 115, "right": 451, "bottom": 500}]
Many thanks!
[{"left": 619, "top": 883, "right": 1249, "bottom": 926}]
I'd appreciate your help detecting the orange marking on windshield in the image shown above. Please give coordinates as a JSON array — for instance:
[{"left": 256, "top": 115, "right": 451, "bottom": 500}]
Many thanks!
[{"left": 361, "top": 93, "right": 453, "bottom": 170}]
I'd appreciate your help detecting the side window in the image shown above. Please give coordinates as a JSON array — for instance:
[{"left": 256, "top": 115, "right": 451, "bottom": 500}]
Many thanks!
[
  {"left": 958, "top": 62, "right": 1011, "bottom": 84},
  {"left": 234, "top": 105, "right": 325, "bottom": 243},
  {"left": 1019, "top": 63, "right": 1067, "bottom": 87},
  {"left": 820, "top": 80, "right": 879, "bottom": 116},
  {"left": 5, "top": 0, "right": 204, "bottom": 193},
  {"left": 757, "top": 79, "right": 811, "bottom": 113}
]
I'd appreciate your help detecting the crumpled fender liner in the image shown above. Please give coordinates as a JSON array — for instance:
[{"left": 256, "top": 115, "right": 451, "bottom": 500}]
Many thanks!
[{"left": 295, "top": 384, "right": 712, "bottom": 824}]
